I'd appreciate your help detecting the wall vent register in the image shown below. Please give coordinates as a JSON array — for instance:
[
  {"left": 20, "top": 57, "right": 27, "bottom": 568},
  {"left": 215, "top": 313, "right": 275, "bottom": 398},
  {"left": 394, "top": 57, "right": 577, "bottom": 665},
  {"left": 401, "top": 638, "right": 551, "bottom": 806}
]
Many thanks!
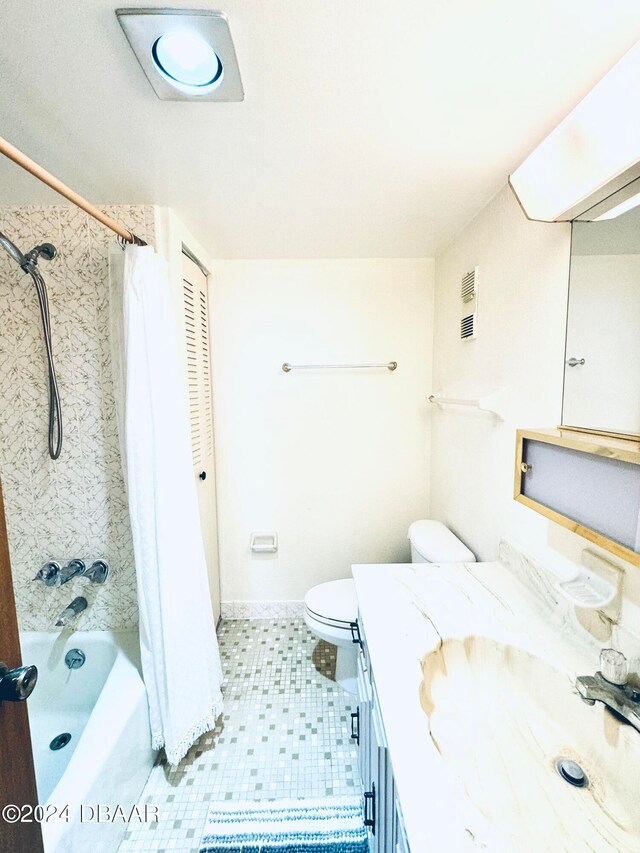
[{"left": 460, "top": 266, "right": 478, "bottom": 340}]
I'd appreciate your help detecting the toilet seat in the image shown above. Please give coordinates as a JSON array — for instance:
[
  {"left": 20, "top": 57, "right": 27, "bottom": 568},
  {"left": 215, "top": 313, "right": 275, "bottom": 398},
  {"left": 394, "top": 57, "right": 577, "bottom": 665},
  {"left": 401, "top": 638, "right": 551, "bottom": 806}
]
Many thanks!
[{"left": 304, "top": 578, "right": 358, "bottom": 629}]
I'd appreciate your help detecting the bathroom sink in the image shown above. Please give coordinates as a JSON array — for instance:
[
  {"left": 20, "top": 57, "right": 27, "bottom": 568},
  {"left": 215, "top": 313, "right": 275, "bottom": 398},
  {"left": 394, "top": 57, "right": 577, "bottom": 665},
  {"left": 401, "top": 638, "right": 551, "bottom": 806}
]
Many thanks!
[{"left": 420, "top": 637, "right": 640, "bottom": 851}]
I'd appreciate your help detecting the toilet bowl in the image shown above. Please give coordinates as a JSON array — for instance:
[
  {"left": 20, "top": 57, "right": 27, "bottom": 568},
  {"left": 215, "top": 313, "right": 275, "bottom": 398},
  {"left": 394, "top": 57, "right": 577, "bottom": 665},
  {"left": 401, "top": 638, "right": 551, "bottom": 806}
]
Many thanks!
[
  {"left": 304, "top": 579, "right": 359, "bottom": 694},
  {"left": 304, "top": 520, "right": 475, "bottom": 695}
]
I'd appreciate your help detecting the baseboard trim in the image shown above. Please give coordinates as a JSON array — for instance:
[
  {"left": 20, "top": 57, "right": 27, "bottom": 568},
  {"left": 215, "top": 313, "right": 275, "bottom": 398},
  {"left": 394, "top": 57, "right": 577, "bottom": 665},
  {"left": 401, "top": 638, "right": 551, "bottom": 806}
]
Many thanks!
[{"left": 221, "top": 600, "right": 305, "bottom": 619}]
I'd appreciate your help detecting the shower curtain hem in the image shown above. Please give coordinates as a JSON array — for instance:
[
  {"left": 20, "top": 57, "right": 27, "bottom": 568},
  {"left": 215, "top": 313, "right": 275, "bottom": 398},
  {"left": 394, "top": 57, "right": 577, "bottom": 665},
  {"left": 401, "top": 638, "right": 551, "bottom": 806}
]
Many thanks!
[{"left": 154, "top": 701, "right": 224, "bottom": 766}]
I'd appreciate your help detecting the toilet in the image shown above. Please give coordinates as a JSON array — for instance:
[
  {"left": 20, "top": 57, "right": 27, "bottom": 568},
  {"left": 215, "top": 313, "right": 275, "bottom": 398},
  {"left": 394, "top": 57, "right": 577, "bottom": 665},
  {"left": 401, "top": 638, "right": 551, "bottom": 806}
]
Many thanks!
[{"left": 304, "top": 520, "right": 476, "bottom": 694}]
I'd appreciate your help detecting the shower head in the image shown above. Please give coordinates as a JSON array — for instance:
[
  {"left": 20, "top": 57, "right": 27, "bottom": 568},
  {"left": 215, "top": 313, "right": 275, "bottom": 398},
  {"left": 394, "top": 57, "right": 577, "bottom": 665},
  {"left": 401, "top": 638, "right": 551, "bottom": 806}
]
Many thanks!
[
  {"left": 0, "top": 229, "right": 26, "bottom": 268},
  {"left": 34, "top": 243, "right": 56, "bottom": 261},
  {"left": 24, "top": 243, "right": 57, "bottom": 266},
  {"left": 0, "top": 230, "right": 57, "bottom": 271}
]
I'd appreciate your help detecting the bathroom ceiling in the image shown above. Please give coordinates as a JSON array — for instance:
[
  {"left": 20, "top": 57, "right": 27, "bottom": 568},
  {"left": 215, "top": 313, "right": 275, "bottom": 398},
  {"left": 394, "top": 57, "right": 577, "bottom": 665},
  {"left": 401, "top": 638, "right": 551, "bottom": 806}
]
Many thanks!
[{"left": 0, "top": 1, "right": 639, "bottom": 258}]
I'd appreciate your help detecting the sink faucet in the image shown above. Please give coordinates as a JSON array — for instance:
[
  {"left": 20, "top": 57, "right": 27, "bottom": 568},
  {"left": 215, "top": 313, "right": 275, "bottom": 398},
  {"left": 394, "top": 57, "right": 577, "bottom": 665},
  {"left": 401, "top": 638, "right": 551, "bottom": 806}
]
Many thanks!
[
  {"left": 55, "top": 596, "right": 88, "bottom": 628},
  {"left": 576, "top": 648, "right": 640, "bottom": 734}
]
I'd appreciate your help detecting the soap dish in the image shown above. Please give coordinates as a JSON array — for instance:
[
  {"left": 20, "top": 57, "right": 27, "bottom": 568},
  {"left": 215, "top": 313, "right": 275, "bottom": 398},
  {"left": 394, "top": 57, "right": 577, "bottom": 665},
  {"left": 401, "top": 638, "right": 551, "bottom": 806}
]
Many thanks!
[{"left": 556, "top": 569, "right": 616, "bottom": 609}]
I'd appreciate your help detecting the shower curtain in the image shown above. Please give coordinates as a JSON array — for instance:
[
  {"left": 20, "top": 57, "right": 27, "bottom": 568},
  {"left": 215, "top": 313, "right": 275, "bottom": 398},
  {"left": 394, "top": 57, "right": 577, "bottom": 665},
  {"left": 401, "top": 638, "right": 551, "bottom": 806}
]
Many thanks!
[{"left": 109, "top": 244, "right": 223, "bottom": 766}]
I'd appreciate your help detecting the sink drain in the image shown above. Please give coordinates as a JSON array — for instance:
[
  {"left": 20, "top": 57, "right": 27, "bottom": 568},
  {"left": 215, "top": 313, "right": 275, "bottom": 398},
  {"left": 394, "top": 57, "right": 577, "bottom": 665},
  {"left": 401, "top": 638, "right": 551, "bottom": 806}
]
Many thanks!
[
  {"left": 556, "top": 758, "right": 588, "bottom": 788},
  {"left": 49, "top": 733, "right": 71, "bottom": 751}
]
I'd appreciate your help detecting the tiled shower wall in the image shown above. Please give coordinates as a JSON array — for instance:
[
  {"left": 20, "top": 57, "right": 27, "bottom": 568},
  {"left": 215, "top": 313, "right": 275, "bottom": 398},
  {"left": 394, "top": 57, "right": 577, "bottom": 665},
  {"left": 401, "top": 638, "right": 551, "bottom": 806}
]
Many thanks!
[{"left": 0, "top": 204, "right": 155, "bottom": 631}]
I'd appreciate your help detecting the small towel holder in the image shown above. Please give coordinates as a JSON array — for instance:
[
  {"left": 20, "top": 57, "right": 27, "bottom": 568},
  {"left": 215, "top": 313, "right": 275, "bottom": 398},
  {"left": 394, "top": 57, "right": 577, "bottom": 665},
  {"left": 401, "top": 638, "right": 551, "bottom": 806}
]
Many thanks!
[{"left": 427, "top": 391, "right": 504, "bottom": 420}]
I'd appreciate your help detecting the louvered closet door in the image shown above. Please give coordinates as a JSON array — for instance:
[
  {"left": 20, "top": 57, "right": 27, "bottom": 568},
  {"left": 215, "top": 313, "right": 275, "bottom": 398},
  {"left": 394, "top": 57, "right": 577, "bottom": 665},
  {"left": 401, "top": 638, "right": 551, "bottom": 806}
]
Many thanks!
[{"left": 183, "top": 253, "right": 221, "bottom": 624}]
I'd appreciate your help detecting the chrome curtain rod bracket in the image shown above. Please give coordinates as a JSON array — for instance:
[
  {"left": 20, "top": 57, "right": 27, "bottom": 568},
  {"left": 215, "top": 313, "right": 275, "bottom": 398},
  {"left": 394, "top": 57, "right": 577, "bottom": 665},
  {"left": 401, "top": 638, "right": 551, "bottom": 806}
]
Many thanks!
[
  {"left": 282, "top": 361, "right": 397, "bottom": 373},
  {"left": 117, "top": 231, "right": 148, "bottom": 249}
]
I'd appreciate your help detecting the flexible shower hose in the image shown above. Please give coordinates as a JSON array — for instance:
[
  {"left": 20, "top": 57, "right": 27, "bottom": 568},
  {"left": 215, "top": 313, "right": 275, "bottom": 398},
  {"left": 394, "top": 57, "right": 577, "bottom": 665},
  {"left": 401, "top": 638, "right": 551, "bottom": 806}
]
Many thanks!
[{"left": 28, "top": 265, "right": 63, "bottom": 459}]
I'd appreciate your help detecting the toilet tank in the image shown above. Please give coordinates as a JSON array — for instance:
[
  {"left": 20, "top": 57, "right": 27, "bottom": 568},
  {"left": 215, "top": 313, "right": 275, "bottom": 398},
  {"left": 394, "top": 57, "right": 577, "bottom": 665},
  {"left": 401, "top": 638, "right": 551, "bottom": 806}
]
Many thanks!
[{"left": 408, "top": 520, "right": 476, "bottom": 563}]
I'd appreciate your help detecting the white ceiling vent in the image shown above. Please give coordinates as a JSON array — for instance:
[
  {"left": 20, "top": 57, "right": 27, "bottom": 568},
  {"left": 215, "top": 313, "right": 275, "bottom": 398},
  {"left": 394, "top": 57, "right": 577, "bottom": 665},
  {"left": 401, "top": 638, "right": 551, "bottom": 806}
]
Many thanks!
[{"left": 460, "top": 266, "right": 478, "bottom": 340}]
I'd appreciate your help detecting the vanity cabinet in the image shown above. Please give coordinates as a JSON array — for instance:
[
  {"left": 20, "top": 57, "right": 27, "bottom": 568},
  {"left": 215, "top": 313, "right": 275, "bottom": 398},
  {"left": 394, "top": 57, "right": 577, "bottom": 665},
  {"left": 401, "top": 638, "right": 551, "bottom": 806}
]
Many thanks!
[{"left": 351, "top": 619, "right": 410, "bottom": 852}]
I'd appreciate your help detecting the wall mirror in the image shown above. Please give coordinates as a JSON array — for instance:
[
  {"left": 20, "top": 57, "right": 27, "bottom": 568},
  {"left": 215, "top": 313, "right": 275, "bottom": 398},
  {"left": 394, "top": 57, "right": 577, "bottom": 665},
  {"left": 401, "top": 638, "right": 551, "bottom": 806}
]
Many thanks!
[{"left": 563, "top": 194, "right": 640, "bottom": 438}]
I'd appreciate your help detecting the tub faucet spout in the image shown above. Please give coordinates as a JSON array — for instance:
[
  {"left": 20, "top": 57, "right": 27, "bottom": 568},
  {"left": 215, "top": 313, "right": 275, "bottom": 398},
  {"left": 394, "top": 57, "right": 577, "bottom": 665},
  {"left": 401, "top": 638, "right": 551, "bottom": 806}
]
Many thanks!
[{"left": 55, "top": 596, "right": 88, "bottom": 628}]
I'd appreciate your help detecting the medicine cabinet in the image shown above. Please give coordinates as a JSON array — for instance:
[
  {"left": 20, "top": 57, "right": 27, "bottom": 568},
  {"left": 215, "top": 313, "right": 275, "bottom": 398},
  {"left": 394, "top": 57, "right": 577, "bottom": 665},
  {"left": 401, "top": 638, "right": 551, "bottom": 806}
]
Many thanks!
[{"left": 514, "top": 428, "right": 640, "bottom": 568}]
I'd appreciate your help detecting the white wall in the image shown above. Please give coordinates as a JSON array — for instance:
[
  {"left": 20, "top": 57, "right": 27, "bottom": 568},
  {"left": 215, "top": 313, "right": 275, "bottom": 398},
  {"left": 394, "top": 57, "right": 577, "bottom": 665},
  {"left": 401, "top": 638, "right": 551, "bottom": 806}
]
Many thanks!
[
  {"left": 430, "top": 185, "right": 572, "bottom": 560},
  {"left": 211, "top": 259, "right": 433, "bottom": 605},
  {"left": 430, "top": 185, "right": 640, "bottom": 615}
]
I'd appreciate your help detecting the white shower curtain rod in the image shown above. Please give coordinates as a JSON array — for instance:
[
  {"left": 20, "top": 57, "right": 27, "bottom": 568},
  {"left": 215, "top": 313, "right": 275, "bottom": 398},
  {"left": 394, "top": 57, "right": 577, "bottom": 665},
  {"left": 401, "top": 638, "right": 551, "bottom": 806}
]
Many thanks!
[{"left": 0, "top": 134, "right": 146, "bottom": 245}]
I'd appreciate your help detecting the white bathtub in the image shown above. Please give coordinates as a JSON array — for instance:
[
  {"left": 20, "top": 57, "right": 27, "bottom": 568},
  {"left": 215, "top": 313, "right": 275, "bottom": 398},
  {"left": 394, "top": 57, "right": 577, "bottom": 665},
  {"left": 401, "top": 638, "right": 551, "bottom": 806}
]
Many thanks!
[{"left": 21, "top": 630, "right": 155, "bottom": 853}]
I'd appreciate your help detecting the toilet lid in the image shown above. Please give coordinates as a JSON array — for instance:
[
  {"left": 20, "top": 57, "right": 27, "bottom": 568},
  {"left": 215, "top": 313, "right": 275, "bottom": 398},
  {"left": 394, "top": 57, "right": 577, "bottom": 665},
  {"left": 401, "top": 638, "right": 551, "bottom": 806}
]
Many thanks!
[{"left": 304, "top": 578, "right": 358, "bottom": 625}]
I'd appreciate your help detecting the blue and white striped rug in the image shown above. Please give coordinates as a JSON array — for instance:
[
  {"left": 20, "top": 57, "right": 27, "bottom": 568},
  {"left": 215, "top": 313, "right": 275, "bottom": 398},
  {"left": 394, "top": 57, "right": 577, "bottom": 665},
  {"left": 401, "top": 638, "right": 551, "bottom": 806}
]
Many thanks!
[{"left": 199, "top": 797, "right": 368, "bottom": 852}]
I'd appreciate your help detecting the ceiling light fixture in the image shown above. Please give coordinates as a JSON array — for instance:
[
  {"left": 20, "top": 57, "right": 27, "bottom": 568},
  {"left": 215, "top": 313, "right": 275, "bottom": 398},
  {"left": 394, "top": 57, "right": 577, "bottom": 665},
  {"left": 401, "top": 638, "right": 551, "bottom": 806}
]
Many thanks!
[
  {"left": 152, "top": 31, "right": 223, "bottom": 92},
  {"left": 509, "top": 40, "right": 640, "bottom": 222},
  {"left": 116, "top": 9, "right": 243, "bottom": 102}
]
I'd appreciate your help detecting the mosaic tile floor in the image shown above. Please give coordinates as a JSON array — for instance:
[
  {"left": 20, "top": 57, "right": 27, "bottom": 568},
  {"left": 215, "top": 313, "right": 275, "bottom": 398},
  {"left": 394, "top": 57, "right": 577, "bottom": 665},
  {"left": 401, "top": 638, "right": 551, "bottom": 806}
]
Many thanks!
[{"left": 118, "top": 619, "right": 360, "bottom": 853}]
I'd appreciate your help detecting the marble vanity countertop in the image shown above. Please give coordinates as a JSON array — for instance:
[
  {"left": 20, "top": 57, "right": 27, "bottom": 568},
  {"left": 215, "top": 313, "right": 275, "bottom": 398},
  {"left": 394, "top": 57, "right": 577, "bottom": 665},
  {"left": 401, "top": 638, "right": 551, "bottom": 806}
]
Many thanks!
[{"left": 351, "top": 558, "right": 613, "bottom": 853}]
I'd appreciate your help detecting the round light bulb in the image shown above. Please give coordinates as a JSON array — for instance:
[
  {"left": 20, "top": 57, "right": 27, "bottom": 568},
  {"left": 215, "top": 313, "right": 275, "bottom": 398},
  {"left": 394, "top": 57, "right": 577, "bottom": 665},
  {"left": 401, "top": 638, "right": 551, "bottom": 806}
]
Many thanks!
[{"left": 152, "top": 31, "right": 223, "bottom": 90}]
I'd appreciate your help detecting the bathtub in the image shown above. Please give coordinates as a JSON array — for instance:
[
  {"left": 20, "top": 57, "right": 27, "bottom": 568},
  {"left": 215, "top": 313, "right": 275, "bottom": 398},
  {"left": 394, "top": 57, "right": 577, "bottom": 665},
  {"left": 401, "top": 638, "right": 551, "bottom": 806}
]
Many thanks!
[{"left": 20, "top": 630, "right": 155, "bottom": 853}]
